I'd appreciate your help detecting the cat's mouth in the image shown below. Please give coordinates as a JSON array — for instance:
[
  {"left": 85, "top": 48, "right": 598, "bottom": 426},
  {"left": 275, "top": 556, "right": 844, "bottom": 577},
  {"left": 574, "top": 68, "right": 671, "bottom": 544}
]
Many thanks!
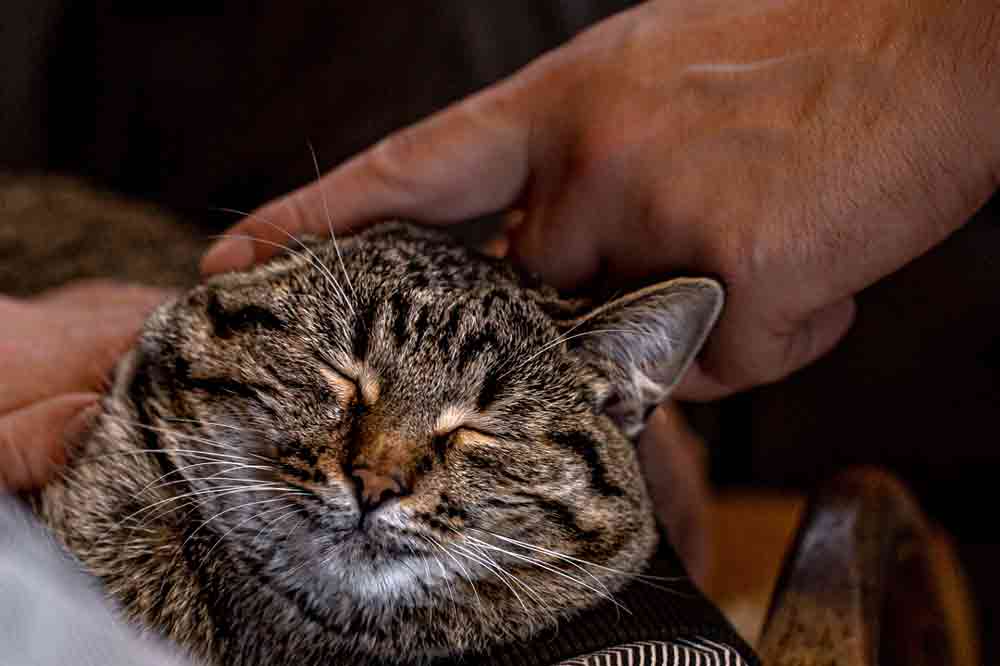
[{"left": 313, "top": 528, "right": 453, "bottom": 603}]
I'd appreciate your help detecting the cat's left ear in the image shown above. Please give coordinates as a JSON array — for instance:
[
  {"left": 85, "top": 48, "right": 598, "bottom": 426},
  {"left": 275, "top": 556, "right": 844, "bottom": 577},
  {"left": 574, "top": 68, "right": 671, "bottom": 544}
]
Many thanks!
[{"left": 570, "top": 278, "right": 724, "bottom": 438}]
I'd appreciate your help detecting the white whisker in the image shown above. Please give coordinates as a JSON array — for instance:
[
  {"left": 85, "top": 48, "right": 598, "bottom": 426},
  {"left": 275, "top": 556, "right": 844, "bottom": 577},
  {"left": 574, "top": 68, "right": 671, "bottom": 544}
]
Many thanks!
[
  {"left": 498, "top": 329, "right": 632, "bottom": 381},
  {"left": 307, "top": 141, "right": 358, "bottom": 306}
]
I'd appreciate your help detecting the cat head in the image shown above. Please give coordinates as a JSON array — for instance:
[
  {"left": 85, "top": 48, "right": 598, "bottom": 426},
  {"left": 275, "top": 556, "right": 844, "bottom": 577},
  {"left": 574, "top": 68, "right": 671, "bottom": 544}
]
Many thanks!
[{"left": 107, "top": 221, "right": 722, "bottom": 660}]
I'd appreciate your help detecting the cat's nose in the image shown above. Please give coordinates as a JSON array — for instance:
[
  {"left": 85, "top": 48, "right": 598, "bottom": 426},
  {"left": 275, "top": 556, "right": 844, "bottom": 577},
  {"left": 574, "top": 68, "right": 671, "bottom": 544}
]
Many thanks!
[{"left": 351, "top": 468, "right": 406, "bottom": 512}]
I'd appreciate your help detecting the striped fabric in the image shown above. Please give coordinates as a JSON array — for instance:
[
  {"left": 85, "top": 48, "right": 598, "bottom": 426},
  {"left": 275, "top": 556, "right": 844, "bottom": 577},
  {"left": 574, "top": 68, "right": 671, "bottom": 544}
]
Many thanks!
[{"left": 557, "top": 637, "right": 748, "bottom": 666}]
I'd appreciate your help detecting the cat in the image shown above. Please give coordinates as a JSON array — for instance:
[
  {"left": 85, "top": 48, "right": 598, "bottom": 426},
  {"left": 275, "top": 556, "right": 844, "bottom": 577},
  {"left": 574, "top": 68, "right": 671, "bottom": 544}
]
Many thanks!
[{"left": 3, "top": 176, "right": 724, "bottom": 665}]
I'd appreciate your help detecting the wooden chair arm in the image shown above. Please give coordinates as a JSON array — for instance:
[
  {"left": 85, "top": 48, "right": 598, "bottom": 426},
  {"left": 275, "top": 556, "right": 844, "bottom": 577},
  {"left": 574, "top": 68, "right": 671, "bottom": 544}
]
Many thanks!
[{"left": 757, "top": 468, "right": 978, "bottom": 666}]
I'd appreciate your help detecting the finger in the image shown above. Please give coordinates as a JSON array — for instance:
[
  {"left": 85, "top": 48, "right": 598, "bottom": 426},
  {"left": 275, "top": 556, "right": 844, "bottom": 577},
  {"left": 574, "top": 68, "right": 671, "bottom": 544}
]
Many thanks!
[
  {"left": 1, "top": 303, "right": 154, "bottom": 415},
  {"left": 675, "top": 297, "right": 857, "bottom": 401},
  {"left": 505, "top": 153, "right": 631, "bottom": 289},
  {"left": 37, "top": 280, "right": 174, "bottom": 310},
  {"left": 201, "top": 85, "right": 537, "bottom": 275},
  {"left": 507, "top": 200, "right": 604, "bottom": 291},
  {"left": 0, "top": 393, "right": 99, "bottom": 492}
]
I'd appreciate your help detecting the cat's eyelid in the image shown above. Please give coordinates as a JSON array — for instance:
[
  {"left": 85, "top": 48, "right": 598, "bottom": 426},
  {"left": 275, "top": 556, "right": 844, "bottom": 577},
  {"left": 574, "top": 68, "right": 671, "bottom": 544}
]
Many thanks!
[
  {"left": 434, "top": 406, "right": 498, "bottom": 440},
  {"left": 318, "top": 354, "right": 380, "bottom": 405}
]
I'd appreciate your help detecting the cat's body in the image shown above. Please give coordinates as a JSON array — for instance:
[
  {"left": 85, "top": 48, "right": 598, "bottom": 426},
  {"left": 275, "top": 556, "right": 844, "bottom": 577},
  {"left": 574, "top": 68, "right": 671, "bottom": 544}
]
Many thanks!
[{"left": 2, "top": 176, "right": 724, "bottom": 665}]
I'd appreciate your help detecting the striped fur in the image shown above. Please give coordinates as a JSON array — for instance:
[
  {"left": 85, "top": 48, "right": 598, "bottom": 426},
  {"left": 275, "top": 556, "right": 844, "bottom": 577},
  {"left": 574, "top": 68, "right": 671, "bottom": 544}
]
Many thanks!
[{"left": 33, "top": 221, "right": 721, "bottom": 665}]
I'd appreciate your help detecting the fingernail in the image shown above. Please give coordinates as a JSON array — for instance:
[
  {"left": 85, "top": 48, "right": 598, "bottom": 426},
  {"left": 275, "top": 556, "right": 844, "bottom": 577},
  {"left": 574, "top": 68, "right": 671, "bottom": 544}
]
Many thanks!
[
  {"left": 61, "top": 401, "right": 102, "bottom": 464},
  {"left": 201, "top": 238, "right": 254, "bottom": 275}
]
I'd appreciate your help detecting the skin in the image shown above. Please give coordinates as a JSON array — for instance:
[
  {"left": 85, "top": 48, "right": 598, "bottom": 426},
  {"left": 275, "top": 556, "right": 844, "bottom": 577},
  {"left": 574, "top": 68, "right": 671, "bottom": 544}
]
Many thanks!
[
  {"left": 202, "top": 0, "right": 1000, "bottom": 401},
  {"left": 0, "top": 282, "right": 169, "bottom": 491},
  {"left": 2, "top": 0, "right": 999, "bottom": 580}
]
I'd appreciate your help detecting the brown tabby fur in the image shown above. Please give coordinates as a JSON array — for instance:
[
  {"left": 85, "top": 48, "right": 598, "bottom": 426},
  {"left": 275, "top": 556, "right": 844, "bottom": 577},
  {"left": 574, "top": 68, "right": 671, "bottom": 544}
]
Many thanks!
[{"left": 2, "top": 176, "right": 722, "bottom": 665}]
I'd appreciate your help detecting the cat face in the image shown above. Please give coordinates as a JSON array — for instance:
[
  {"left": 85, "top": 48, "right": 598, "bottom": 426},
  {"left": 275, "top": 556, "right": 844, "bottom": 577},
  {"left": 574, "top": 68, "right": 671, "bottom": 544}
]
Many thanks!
[{"left": 110, "top": 222, "right": 722, "bottom": 659}]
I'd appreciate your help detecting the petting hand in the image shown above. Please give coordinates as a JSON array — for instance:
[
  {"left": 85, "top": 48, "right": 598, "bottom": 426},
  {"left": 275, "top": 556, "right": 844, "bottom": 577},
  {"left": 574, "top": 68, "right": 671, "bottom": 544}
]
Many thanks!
[
  {"left": 202, "top": 0, "right": 999, "bottom": 400},
  {"left": 0, "top": 281, "right": 170, "bottom": 492}
]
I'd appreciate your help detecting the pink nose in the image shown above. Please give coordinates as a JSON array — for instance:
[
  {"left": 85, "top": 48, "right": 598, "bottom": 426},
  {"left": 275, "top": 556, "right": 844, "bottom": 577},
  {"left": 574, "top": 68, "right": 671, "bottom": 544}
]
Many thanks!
[{"left": 351, "top": 468, "right": 405, "bottom": 511}]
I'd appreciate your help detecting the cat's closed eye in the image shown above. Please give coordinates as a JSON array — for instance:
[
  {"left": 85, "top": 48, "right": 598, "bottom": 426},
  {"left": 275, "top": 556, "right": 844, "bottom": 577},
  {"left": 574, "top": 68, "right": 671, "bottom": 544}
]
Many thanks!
[{"left": 35, "top": 221, "right": 725, "bottom": 666}]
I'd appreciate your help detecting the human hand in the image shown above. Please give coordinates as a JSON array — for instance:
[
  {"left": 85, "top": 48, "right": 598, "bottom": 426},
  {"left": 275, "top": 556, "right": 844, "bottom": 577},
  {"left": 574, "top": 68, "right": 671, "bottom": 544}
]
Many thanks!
[
  {"left": 0, "top": 281, "right": 170, "bottom": 492},
  {"left": 202, "top": 0, "right": 999, "bottom": 400}
]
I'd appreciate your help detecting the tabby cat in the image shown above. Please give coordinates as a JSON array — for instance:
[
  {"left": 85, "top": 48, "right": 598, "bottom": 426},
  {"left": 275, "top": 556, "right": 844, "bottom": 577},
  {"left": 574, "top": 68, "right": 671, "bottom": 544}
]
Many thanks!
[{"left": 3, "top": 176, "right": 724, "bottom": 665}]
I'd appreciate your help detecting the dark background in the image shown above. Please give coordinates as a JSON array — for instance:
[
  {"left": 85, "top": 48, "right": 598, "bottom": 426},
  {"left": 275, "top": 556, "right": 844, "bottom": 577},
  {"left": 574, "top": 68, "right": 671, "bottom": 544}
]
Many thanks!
[{"left": 3, "top": 2, "right": 998, "bottom": 661}]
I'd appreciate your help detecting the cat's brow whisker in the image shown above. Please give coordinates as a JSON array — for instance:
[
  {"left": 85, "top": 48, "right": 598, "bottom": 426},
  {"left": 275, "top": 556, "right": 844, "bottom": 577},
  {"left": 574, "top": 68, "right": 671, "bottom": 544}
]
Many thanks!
[
  {"left": 497, "top": 316, "right": 589, "bottom": 377},
  {"left": 206, "top": 229, "right": 347, "bottom": 305},
  {"left": 208, "top": 221, "right": 355, "bottom": 318},
  {"left": 497, "top": 329, "right": 633, "bottom": 381},
  {"left": 307, "top": 141, "right": 359, "bottom": 306}
]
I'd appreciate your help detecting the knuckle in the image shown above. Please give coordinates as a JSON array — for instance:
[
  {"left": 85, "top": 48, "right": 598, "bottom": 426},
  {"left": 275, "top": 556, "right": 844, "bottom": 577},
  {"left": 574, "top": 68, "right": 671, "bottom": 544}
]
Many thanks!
[
  {"left": 366, "top": 130, "right": 425, "bottom": 195},
  {"left": 276, "top": 192, "right": 319, "bottom": 237}
]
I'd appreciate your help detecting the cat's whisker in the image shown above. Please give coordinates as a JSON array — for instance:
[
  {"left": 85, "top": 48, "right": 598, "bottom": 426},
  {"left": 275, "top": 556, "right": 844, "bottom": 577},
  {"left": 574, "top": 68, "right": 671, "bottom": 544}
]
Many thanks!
[
  {"left": 148, "top": 471, "right": 281, "bottom": 492},
  {"left": 497, "top": 316, "right": 589, "bottom": 378},
  {"left": 463, "top": 537, "right": 630, "bottom": 615},
  {"left": 448, "top": 542, "right": 533, "bottom": 619},
  {"left": 124, "top": 484, "right": 296, "bottom": 526},
  {"left": 206, "top": 228, "right": 349, "bottom": 309},
  {"left": 471, "top": 528, "right": 685, "bottom": 588},
  {"left": 497, "top": 328, "right": 632, "bottom": 381},
  {"left": 200, "top": 498, "right": 302, "bottom": 563},
  {"left": 182, "top": 492, "right": 305, "bottom": 550},
  {"left": 251, "top": 506, "right": 306, "bottom": 549},
  {"left": 127, "top": 485, "right": 300, "bottom": 537},
  {"left": 74, "top": 448, "right": 255, "bottom": 466},
  {"left": 162, "top": 417, "right": 277, "bottom": 439},
  {"left": 208, "top": 222, "right": 354, "bottom": 318},
  {"left": 465, "top": 533, "right": 612, "bottom": 598},
  {"left": 421, "top": 535, "right": 481, "bottom": 611},
  {"left": 105, "top": 416, "right": 271, "bottom": 463},
  {"left": 138, "top": 460, "right": 263, "bottom": 496},
  {"left": 449, "top": 535, "right": 557, "bottom": 626},
  {"left": 307, "top": 141, "right": 359, "bottom": 306},
  {"left": 425, "top": 536, "right": 482, "bottom": 610},
  {"left": 282, "top": 513, "right": 310, "bottom": 544},
  {"left": 468, "top": 528, "right": 684, "bottom": 594}
]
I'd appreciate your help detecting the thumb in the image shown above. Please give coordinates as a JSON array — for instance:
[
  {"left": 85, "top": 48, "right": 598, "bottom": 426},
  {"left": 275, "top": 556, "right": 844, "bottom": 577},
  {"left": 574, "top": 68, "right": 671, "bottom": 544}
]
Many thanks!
[
  {"left": 675, "top": 297, "right": 857, "bottom": 401},
  {"left": 202, "top": 85, "right": 537, "bottom": 275},
  {"left": 0, "top": 393, "right": 100, "bottom": 492}
]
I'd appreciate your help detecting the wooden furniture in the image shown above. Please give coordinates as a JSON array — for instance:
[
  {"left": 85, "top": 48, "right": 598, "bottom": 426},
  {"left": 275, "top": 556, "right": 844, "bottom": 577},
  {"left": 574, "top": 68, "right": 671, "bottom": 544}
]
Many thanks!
[{"left": 758, "top": 468, "right": 978, "bottom": 666}]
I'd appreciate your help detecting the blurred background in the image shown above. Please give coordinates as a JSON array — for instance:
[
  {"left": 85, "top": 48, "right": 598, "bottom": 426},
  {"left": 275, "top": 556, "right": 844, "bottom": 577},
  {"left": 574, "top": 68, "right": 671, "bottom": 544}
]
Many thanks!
[{"left": 2, "top": 1, "right": 998, "bottom": 661}]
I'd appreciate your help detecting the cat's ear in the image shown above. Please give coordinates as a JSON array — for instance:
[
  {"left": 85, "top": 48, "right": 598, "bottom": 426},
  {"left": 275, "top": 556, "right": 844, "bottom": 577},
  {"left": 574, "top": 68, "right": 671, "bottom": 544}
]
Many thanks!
[{"left": 570, "top": 278, "right": 724, "bottom": 438}]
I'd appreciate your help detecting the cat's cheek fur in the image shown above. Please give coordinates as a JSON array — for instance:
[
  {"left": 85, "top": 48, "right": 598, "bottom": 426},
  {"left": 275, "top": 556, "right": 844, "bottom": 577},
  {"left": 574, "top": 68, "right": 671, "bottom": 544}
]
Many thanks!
[{"left": 31, "top": 223, "right": 708, "bottom": 665}]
